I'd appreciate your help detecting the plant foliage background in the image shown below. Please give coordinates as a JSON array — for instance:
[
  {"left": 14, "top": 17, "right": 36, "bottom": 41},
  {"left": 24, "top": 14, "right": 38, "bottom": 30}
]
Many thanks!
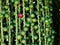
[{"left": 0, "top": 0, "right": 58, "bottom": 45}]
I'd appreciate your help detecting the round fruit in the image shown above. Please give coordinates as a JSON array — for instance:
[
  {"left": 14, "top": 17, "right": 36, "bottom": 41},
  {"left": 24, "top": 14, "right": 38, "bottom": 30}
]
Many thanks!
[{"left": 18, "top": 13, "right": 23, "bottom": 18}]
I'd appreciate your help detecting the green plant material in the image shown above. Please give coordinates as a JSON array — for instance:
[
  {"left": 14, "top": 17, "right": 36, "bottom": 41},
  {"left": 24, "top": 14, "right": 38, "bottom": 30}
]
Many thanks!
[{"left": 0, "top": 0, "right": 55, "bottom": 45}]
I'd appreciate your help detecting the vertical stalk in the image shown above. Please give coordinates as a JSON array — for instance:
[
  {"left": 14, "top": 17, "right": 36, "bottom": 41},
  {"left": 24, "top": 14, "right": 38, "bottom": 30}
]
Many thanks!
[
  {"left": 44, "top": 0, "right": 47, "bottom": 45},
  {"left": 18, "top": 0, "right": 21, "bottom": 43},
  {"left": 29, "top": 0, "right": 34, "bottom": 44},
  {"left": 23, "top": 0, "right": 26, "bottom": 45},
  {"left": 41, "top": 1, "right": 46, "bottom": 45},
  {"left": 8, "top": 17, "right": 11, "bottom": 45},
  {"left": 18, "top": 1, "right": 21, "bottom": 32},
  {"left": 1, "top": 19, "right": 4, "bottom": 45},
  {"left": 37, "top": 0, "right": 41, "bottom": 45},
  {"left": 0, "top": 0, "right": 4, "bottom": 45},
  {"left": 14, "top": 4, "right": 18, "bottom": 45},
  {"left": 45, "top": 0, "right": 48, "bottom": 45},
  {"left": 6, "top": 0, "right": 11, "bottom": 45}
]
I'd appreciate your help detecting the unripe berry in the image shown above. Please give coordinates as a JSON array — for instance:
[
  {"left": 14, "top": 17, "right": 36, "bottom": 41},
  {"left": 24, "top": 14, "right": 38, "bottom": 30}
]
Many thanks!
[
  {"left": 3, "top": 28, "right": 7, "bottom": 32},
  {"left": 15, "top": 1, "right": 19, "bottom": 5},
  {"left": 30, "top": 14, "right": 35, "bottom": 18},
  {"left": 34, "top": 36, "right": 38, "bottom": 40},
  {"left": 25, "top": 22, "right": 30, "bottom": 27},
  {"left": 29, "top": 4, "right": 33, "bottom": 9},
  {"left": 46, "top": 28, "right": 49, "bottom": 31},
  {"left": 27, "top": 18, "right": 31, "bottom": 22},
  {"left": 4, "top": 6, "right": 8, "bottom": 9},
  {"left": 10, "top": 25, "right": 13, "bottom": 29},
  {"left": 5, "top": 15, "right": 9, "bottom": 18},
  {"left": 25, "top": 7, "right": 29, "bottom": 11},
  {"left": 34, "top": 26, "right": 38, "bottom": 30},
  {"left": 21, "top": 40, "right": 26, "bottom": 44},
  {"left": 21, "top": 31, "right": 25, "bottom": 36},
  {"left": 48, "top": 38, "right": 51, "bottom": 42},
  {"left": 5, "top": 35, "right": 8, "bottom": 39},
  {"left": 31, "top": 23, "right": 34, "bottom": 26},
  {"left": 17, "top": 35, "right": 22, "bottom": 40},
  {"left": 32, "top": 18, "right": 37, "bottom": 22},
  {"left": 24, "top": 27, "right": 28, "bottom": 31}
]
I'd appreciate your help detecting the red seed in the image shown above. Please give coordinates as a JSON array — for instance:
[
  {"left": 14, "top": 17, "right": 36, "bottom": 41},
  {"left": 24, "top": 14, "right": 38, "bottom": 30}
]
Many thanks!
[{"left": 18, "top": 13, "right": 23, "bottom": 18}]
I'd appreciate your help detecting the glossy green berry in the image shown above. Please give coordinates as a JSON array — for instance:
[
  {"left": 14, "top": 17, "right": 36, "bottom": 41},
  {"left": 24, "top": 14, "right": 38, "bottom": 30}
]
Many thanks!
[
  {"left": 5, "top": 35, "right": 8, "bottom": 39},
  {"left": 25, "top": 23, "right": 30, "bottom": 27},
  {"left": 46, "top": 28, "right": 49, "bottom": 31},
  {"left": 21, "top": 40, "right": 26, "bottom": 44},
  {"left": 34, "top": 26, "right": 38, "bottom": 30},
  {"left": 30, "top": 14, "right": 35, "bottom": 18},
  {"left": 5, "top": 15, "right": 9, "bottom": 18},
  {"left": 24, "top": 27, "right": 28, "bottom": 31},
  {"left": 15, "top": 1, "right": 18, "bottom": 4},
  {"left": 17, "top": 35, "right": 22, "bottom": 40},
  {"left": 34, "top": 36, "right": 38, "bottom": 40},
  {"left": 32, "top": 18, "right": 37, "bottom": 22},
  {"left": 29, "top": 4, "right": 33, "bottom": 9},
  {"left": 48, "top": 38, "right": 51, "bottom": 42},
  {"left": 10, "top": 25, "right": 13, "bottom": 29},
  {"left": 41, "top": 17, "right": 45, "bottom": 21},
  {"left": 4, "top": 6, "right": 8, "bottom": 9},
  {"left": 31, "top": 23, "right": 34, "bottom": 26},
  {"left": 25, "top": 7, "right": 29, "bottom": 11},
  {"left": 3, "top": 28, "right": 7, "bottom": 32},
  {"left": 27, "top": 18, "right": 31, "bottom": 22},
  {"left": 21, "top": 31, "right": 25, "bottom": 36}
]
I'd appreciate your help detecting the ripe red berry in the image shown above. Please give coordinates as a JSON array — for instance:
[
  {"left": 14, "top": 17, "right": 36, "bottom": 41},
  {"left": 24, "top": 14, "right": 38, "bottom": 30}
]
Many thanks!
[{"left": 18, "top": 13, "right": 23, "bottom": 18}]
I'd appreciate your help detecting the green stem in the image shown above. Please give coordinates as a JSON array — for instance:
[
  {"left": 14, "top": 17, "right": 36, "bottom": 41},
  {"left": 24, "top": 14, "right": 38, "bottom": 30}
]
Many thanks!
[
  {"left": 6, "top": 0, "right": 11, "bottom": 45},
  {"left": 41, "top": 1, "right": 46, "bottom": 45},
  {"left": 8, "top": 17, "right": 11, "bottom": 45},
  {"left": 37, "top": 0, "right": 41, "bottom": 45},
  {"left": 29, "top": 0, "right": 34, "bottom": 44},
  {"left": 0, "top": 0, "right": 4, "bottom": 44},
  {"left": 1, "top": 19, "right": 4, "bottom": 45},
  {"left": 23, "top": 0, "right": 26, "bottom": 45},
  {"left": 15, "top": 4, "right": 18, "bottom": 45},
  {"left": 18, "top": 1, "right": 21, "bottom": 43}
]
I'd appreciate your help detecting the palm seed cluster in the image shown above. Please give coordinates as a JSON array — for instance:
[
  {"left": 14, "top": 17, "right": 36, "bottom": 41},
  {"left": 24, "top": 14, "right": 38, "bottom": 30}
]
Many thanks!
[{"left": 0, "top": 0, "right": 55, "bottom": 45}]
